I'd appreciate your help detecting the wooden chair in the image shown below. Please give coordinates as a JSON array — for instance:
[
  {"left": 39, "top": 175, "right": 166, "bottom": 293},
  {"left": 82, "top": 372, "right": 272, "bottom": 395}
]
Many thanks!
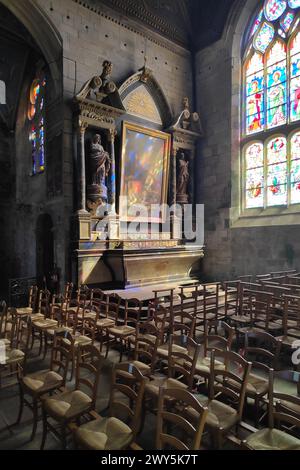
[
  {"left": 156, "top": 311, "right": 196, "bottom": 361},
  {"left": 15, "top": 285, "right": 38, "bottom": 316},
  {"left": 193, "top": 283, "right": 220, "bottom": 334},
  {"left": 144, "top": 335, "right": 200, "bottom": 407},
  {"left": 242, "top": 330, "right": 281, "bottom": 426},
  {"left": 130, "top": 322, "right": 160, "bottom": 377},
  {"left": 193, "top": 349, "right": 251, "bottom": 449},
  {"left": 105, "top": 298, "right": 141, "bottom": 361},
  {"left": 73, "top": 362, "right": 146, "bottom": 450},
  {"left": 156, "top": 387, "right": 208, "bottom": 450},
  {"left": 64, "top": 308, "right": 93, "bottom": 380},
  {"left": 41, "top": 344, "right": 104, "bottom": 449},
  {"left": 0, "top": 301, "right": 10, "bottom": 347},
  {"left": 194, "top": 320, "right": 234, "bottom": 383},
  {"left": 17, "top": 330, "right": 73, "bottom": 440},
  {"left": 219, "top": 280, "right": 241, "bottom": 322},
  {"left": 0, "top": 314, "right": 30, "bottom": 389},
  {"left": 276, "top": 294, "right": 300, "bottom": 349},
  {"left": 243, "top": 369, "right": 300, "bottom": 450}
]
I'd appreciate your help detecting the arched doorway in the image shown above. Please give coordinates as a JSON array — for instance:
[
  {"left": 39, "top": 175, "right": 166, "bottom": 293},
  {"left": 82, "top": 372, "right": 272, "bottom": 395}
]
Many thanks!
[{"left": 36, "top": 214, "right": 54, "bottom": 289}]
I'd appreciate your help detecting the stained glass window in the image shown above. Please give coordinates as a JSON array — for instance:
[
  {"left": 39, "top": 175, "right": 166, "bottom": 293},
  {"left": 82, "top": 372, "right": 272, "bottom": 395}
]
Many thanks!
[
  {"left": 28, "top": 77, "right": 46, "bottom": 175},
  {"left": 243, "top": 1, "right": 300, "bottom": 209}
]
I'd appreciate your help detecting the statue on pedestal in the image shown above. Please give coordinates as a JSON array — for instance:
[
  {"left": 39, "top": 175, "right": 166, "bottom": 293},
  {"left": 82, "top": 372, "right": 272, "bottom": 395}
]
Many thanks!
[
  {"left": 177, "top": 151, "right": 189, "bottom": 204},
  {"left": 87, "top": 134, "right": 111, "bottom": 214}
]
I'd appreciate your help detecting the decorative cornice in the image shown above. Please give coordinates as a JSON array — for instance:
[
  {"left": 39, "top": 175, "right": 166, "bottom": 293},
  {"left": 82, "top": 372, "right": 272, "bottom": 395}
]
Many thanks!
[{"left": 72, "top": 0, "right": 191, "bottom": 56}]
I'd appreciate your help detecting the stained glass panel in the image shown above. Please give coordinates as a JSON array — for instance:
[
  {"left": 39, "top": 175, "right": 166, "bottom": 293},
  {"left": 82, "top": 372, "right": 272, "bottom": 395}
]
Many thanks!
[
  {"left": 246, "top": 189, "right": 264, "bottom": 208},
  {"left": 246, "top": 93, "right": 265, "bottom": 133},
  {"left": 246, "top": 53, "right": 264, "bottom": 75},
  {"left": 290, "top": 77, "right": 300, "bottom": 120},
  {"left": 246, "top": 72, "right": 264, "bottom": 95},
  {"left": 267, "top": 41, "right": 286, "bottom": 65},
  {"left": 280, "top": 11, "right": 295, "bottom": 32},
  {"left": 289, "top": 0, "right": 300, "bottom": 8},
  {"left": 291, "top": 131, "right": 300, "bottom": 159},
  {"left": 290, "top": 32, "right": 300, "bottom": 54},
  {"left": 254, "top": 22, "right": 275, "bottom": 53},
  {"left": 245, "top": 143, "right": 264, "bottom": 168},
  {"left": 290, "top": 159, "right": 300, "bottom": 202},
  {"left": 267, "top": 136, "right": 287, "bottom": 163},
  {"left": 250, "top": 9, "right": 263, "bottom": 38},
  {"left": 267, "top": 184, "right": 288, "bottom": 204},
  {"left": 265, "top": 0, "right": 287, "bottom": 21}
]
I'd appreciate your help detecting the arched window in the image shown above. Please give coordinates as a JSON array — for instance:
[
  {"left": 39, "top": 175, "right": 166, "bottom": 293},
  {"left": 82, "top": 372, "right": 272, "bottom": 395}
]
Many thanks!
[
  {"left": 28, "top": 76, "right": 46, "bottom": 175},
  {"left": 243, "top": 0, "right": 300, "bottom": 210}
]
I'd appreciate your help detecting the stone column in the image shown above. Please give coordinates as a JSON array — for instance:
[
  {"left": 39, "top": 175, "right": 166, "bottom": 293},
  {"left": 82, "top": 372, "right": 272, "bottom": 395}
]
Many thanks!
[
  {"left": 189, "top": 150, "right": 195, "bottom": 205},
  {"left": 172, "top": 146, "right": 177, "bottom": 206},
  {"left": 108, "top": 128, "right": 117, "bottom": 213},
  {"left": 77, "top": 121, "right": 88, "bottom": 213}
]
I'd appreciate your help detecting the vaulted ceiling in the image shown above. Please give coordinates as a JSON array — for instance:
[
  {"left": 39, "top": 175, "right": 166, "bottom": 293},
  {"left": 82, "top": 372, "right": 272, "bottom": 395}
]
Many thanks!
[{"left": 77, "top": 0, "right": 237, "bottom": 50}]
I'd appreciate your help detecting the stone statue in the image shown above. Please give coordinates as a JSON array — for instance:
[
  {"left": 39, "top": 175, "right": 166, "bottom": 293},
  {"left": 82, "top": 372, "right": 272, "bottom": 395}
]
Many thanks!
[
  {"left": 87, "top": 134, "right": 111, "bottom": 213},
  {"left": 89, "top": 134, "right": 111, "bottom": 186},
  {"left": 177, "top": 152, "right": 189, "bottom": 203}
]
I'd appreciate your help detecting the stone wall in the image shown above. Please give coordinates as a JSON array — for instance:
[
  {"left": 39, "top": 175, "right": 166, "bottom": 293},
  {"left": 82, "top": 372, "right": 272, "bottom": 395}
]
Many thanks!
[{"left": 35, "top": 0, "right": 194, "bottom": 283}]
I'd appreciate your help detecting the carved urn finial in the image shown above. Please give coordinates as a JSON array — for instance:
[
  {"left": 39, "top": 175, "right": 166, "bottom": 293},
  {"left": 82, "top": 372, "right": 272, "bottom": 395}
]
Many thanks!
[
  {"left": 140, "top": 56, "right": 152, "bottom": 84},
  {"left": 100, "top": 60, "right": 116, "bottom": 94}
]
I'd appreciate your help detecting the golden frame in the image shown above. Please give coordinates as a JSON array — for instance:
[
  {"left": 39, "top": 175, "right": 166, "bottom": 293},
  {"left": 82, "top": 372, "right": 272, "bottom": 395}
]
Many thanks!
[{"left": 120, "top": 121, "right": 171, "bottom": 223}]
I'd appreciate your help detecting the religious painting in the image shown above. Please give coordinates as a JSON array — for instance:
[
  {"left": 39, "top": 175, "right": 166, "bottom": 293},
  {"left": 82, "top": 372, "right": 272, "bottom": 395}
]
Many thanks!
[{"left": 120, "top": 122, "right": 170, "bottom": 222}]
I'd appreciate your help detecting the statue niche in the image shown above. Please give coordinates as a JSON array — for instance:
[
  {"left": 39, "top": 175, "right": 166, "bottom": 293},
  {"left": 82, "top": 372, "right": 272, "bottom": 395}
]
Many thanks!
[
  {"left": 87, "top": 133, "right": 111, "bottom": 214},
  {"left": 176, "top": 151, "right": 189, "bottom": 204}
]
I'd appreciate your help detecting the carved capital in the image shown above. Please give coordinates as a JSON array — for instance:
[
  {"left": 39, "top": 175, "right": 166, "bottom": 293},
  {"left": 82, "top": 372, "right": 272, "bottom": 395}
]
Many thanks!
[
  {"left": 108, "top": 128, "right": 117, "bottom": 143},
  {"left": 78, "top": 121, "right": 88, "bottom": 135}
]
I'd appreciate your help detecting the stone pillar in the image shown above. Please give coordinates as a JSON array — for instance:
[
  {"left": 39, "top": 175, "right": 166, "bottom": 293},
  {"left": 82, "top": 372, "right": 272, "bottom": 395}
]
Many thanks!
[
  {"left": 171, "top": 146, "right": 181, "bottom": 240},
  {"left": 108, "top": 128, "right": 117, "bottom": 213},
  {"left": 78, "top": 121, "right": 88, "bottom": 213},
  {"left": 172, "top": 146, "right": 177, "bottom": 206},
  {"left": 189, "top": 151, "right": 195, "bottom": 205},
  {"left": 107, "top": 128, "right": 119, "bottom": 239}
]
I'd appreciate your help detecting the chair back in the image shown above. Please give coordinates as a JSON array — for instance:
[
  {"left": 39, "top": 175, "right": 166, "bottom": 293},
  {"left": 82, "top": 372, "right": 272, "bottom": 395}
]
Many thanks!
[
  {"left": 37, "top": 289, "right": 51, "bottom": 316},
  {"left": 28, "top": 285, "right": 38, "bottom": 311},
  {"left": 124, "top": 298, "right": 141, "bottom": 328},
  {"left": 109, "top": 362, "right": 146, "bottom": 438},
  {"left": 134, "top": 322, "right": 160, "bottom": 373},
  {"left": 209, "top": 349, "right": 251, "bottom": 421},
  {"left": 244, "top": 330, "right": 281, "bottom": 371},
  {"left": 168, "top": 335, "right": 200, "bottom": 390},
  {"left": 203, "top": 320, "right": 234, "bottom": 356},
  {"left": 75, "top": 344, "right": 104, "bottom": 408},
  {"left": 268, "top": 369, "right": 300, "bottom": 432},
  {"left": 282, "top": 294, "right": 300, "bottom": 336},
  {"left": 156, "top": 387, "right": 208, "bottom": 450},
  {"left": 51, "top": 331, "right": 73, "bottom": 385},
  {"left": 0, "top": 301, "right": 8, "bottom": 340},
  {"left": 172, "top": 311, "right": 196, "bottom": 338}
]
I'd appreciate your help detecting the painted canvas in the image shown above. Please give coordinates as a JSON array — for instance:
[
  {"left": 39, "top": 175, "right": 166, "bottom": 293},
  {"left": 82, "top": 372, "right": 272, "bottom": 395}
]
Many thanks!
[{"left": 120, "top": 122, "right": 170, "bottom": 222}]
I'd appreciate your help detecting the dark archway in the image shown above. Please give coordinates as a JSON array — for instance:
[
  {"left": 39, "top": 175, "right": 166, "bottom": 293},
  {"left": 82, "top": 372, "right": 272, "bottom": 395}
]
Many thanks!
[{"left": 36, "top": 214, "right": 54, "bottom": 289}]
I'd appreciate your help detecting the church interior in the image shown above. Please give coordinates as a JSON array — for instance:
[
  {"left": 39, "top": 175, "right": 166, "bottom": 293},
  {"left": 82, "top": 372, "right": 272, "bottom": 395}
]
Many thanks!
[{"left": 2, "top": 0, "right": 300, "bottom": 452}]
